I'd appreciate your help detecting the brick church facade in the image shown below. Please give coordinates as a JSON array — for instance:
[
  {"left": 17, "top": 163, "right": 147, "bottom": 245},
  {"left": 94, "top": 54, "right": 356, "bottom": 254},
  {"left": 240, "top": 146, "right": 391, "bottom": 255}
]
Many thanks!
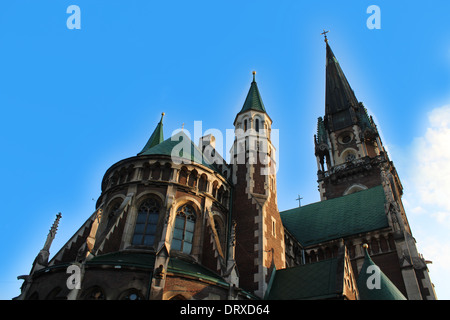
[{"left": 15, "top": 38, "right": 436, "bottom": 300}]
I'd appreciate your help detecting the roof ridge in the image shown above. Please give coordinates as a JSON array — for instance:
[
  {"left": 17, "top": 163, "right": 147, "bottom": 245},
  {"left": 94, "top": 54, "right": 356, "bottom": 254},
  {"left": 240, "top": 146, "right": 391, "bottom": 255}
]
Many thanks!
[{"left": 280, "top": 185, "right": 384, "bottom": 214}]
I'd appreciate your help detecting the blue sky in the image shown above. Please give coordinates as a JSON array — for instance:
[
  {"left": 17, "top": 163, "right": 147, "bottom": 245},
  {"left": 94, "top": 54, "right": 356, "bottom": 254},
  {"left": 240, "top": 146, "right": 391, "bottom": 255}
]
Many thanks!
[{"left": 0, "top": 1, "right": 449, "bottom": 299}]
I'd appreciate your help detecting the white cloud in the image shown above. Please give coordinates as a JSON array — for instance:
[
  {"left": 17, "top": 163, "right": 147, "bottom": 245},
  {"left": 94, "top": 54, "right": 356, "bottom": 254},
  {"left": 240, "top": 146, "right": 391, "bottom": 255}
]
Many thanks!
[
  {"left": 408, "top": 105, "right": 450, "bottom": 213},
  {"left": 399, "top": 104, "right": 450, "bottom": 299}
]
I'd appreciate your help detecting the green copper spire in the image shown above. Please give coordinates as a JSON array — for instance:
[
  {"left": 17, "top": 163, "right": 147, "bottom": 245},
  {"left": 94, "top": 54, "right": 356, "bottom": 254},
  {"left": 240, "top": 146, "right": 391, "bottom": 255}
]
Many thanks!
[
  {"left": 356, "top": 244, "right": 407, "bottom": 300},
  {"left": 238, "top": 71, "right": 266, "bottom": 114},
  {"left": 138, "top": 112, "right": 165, "bottom": 155}
]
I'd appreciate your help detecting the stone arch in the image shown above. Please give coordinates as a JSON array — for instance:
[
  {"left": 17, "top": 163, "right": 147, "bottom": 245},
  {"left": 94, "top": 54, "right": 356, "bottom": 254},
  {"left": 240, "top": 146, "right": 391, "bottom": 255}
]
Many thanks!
[
  {"left": 308, "top": 250, "right": 317, "bottom": 263},
  {"left": 341, "top": 148, "right": 358, "bottom": 162},
  {"left": 379, "top": 235, "right": 389, "bottom": 252},
  {"left": 188, "top": 169, "right": 198, "bottom": 188},
  {"left": 212, "top": 212, "right": 226, "bottom": 247},
  {"left": 222, "top": 190, "right": 229, "bottom": 207},
  {"left": 162, "top": 163, "right": 172, "bottom": 181},
  {"left": 105, "top": 195, "right": 126, "bottom": 214},
  {"left": 172, "top": 200, "right": 201, "bottom": 255},
  {"left": 217, "top": 185, "right": 224, "bottom": 202},
  {"left": 253, "top": 114, "right": 264, "bottom": 133},
  {"left": 198, "top": 173, "right": 208, "bottom": 192},
  {"left": 178, "top": 166, "right": 189, "bottom": 185},
  {"left": 132, "top": 195, "right": 163, "bottom": 247},
  {"left": 150, "top": 162, "right": 161, "bottom": 180},
  {"left": 118, "top": 288, "right": 145, "bottom": 300},
  {"left": 110, "top": 171, "right": 120, "bottom": 187},
  {"left": 166, "top": 293, "right": 190, "bottom": 300},
  {"left": 126, "top": 164, "right": 135, "bottom": 182},
  {"left": 142, "top": 162, "right": 151, "bottom": 181},
  {"left": 81, "top": 286, "right": 106, "bottom": 300},
  {"left": 118, "top": 167, "right": 128, "bottom": 185},
  {"left": 135, "top": 190, "right": 165, "bottom": 206},
  {"left": 370, "top": 237, "right": 380, "bottom": 254},
  {"left": 343, "top": 183, "right": 368, "bottom": 195},
  {"left": 212, "top": 180, "right": 219, "bottom": 198}
]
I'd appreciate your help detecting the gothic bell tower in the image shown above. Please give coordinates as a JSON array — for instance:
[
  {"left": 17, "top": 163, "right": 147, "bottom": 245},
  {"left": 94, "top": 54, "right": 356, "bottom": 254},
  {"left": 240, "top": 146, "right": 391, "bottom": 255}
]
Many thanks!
[
  {"left": 314, "top": 35, "right": 436, "bottom": 300},
  {"left": 231, "top": 72, "right": 285, "bottom": 298},
  {"left": 315, "top": 37, "right": 388, "bottom": 200}
]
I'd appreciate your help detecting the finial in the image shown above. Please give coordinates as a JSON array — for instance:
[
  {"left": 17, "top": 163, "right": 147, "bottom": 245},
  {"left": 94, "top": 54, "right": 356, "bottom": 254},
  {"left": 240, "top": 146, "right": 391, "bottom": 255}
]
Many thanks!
[
  {"left": 42, "top": 212, "right": 62, "bottom": 252},
  {"left": 181, "top": 122, "right": 185, "bottom": 131},
  {"left": 160, "top": 112, "right": 165, "bottom": 122},
  {"left": 321, "top": 29, "right": 329, "bottom": 43},
  {"left": 252, "top": 71, "right": 256, "bottom": 82},
  {"left": 363, "top": 243, "right": 369, "bottom": 249}
]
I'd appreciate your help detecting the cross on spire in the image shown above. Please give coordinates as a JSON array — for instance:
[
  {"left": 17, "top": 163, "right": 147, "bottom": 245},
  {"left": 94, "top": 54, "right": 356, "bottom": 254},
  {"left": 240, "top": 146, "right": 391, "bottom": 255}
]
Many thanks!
[{"left": 321, "top": 29, "right": 329, "bottom": 42}]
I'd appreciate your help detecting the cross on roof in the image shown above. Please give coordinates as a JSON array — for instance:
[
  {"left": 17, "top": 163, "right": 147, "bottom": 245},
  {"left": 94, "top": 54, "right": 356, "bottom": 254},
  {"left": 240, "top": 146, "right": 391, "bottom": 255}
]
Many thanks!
[
  {"left": 321, "top": 29, "right": 329, "bottom": 42},
  {"left": 296, "top": 194, "right": 303, "bottom": 207}
]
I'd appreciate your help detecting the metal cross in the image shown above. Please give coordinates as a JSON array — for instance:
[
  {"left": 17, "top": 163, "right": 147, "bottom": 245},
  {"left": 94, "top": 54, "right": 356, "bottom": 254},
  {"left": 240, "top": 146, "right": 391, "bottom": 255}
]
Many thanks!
[
  {"left": 296, "top": 194, "right": 303, "bottom": 207},
  {"left": 321, "top": 29, "right": 329, "bottom": 42}
]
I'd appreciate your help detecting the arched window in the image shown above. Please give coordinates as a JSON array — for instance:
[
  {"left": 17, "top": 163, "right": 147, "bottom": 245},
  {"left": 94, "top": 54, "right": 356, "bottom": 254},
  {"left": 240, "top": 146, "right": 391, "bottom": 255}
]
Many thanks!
[
  {"left": 106, "top": 199, "right": 122, "bottom": 219},
  {"left": 82, "top": 286, "right": 106, "bottom": 300},
  {"left": 244, "top": 119, "right": 248, "bottom": 132},
  {"left": 212, "top": 181, "right": 218, "bottom": 198},
  {"left": 119, "top": 289, "right": 144, "bottom": 300},
  {"left": 132, "top": 198, "right": 160, "bottom": 246},
  {"left": 342, "top": 149, "right": 357, "bottom": 162},
  {"left": 151, "top": 162, "right": 161, "bottom": 180},
  {"left": 188, "top": 169, "right": 198, "bottom": 188},
  {"left": 162, "top": 163, "right": 172, "bottom": 181},
  {"left": 255, "top": 119, "right": 260, "bottom": 132},
  {"left": 172, "top": 204, "right": 196, "bottom": 254},
  {"left": 178, "top": 167, "right": 188, "bottom": 185},
  {"left": 198, "top": 174, "right": 208, "bottom": 192}
]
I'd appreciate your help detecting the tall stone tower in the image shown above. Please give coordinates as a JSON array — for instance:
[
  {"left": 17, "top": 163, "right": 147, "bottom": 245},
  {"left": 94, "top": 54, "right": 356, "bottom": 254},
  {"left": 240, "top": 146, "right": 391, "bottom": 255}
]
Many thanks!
[
  {"left": 231, "top": 72, "right": 285, "bottom": 298},
  {"left": 313, "top": 37, "right": 436, "bottom": 300},
  {"left": 314, "top": 40, "right": 388, "bottom": 200}
]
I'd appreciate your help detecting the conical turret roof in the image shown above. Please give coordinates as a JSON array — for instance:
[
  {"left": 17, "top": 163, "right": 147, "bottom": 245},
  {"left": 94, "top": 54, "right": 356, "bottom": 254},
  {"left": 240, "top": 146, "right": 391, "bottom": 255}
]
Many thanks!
[
  {"left": 138, "top": 113, "right": 165, "bottom": 155},
  {"left": 356, "top": 244, "right": 407, "bottom": 300}
]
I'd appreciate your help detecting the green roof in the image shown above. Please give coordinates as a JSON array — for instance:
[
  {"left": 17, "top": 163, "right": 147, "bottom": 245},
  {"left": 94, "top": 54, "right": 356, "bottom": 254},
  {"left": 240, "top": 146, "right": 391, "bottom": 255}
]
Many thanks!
[
  {"left": 238, "top": 74, "right": 266, "bottom": 115},
  {"left": 266, "top": 258, "right": 341, "bottom": 300},
  {"left": 168, "top": 257, "right": 227, "bottom": 286},
  {"left": 87, "top": 251, "right": 156, "bottom": 269},
  {"left": 280, "top": 186, "right": 389, "bottom": 247},
  {"left": 139, "top": 130, "right": 217, "bottom": 172},
  {"left": 138, "top": 113, "right": 165, "bottom": 155},
  {"left": 357, "top": 246, "right": 407, "bottom": 300},
  {"left": 87, "top": 252, "right": 226, "bottom": 285}
]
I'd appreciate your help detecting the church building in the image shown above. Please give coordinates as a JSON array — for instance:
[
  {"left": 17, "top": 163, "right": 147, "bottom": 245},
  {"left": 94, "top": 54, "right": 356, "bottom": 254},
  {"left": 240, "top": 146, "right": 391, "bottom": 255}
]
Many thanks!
[{"left": 15, "top": 36, "right": 436, "bottom": 300}]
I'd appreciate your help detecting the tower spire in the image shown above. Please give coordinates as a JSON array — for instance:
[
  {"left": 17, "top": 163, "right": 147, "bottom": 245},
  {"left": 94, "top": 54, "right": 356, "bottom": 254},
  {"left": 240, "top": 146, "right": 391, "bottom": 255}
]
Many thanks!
[
  {"left": 324, "top": 39, "right": 359, "bottom": 131},
  {"left": 235, "top": 72, "right": 266, "bottom": 117},
  {"left": 138, "top": 113, "right": 165, "bottom": 155}
]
